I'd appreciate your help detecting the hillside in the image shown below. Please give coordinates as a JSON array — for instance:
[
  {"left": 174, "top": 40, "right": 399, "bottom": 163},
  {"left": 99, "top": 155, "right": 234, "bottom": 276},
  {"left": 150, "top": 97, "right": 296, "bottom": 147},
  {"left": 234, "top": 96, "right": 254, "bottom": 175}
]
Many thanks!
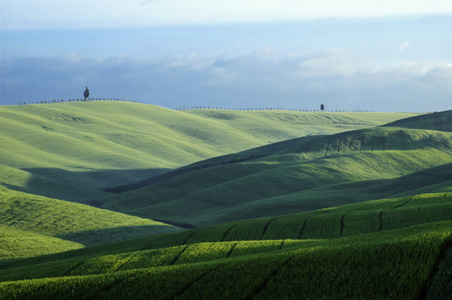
[
  {"left": 0, "top": 102, "right": 415, "bottom": 204},
  {"left": 1, "top": 102, "right": 451, "bottom": 298},
  {"left": 103, "top": 110, "right": 452, "bottom": 227},
  {"left": 0, "top": 192, "right": 450, "bottom": 298},
  {"left": 0, "top": 186, "right": 181, "bottom": 246},
  {"left": 0, "top": 226, "right": 83, "bottom": 261}
]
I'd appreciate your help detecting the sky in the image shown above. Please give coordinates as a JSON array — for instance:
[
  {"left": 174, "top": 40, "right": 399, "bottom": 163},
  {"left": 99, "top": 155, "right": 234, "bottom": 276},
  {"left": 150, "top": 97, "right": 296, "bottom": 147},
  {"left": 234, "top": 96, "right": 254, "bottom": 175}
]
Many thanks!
[{"left": 1, "top": 1, "right": 452, "bottom": 112}]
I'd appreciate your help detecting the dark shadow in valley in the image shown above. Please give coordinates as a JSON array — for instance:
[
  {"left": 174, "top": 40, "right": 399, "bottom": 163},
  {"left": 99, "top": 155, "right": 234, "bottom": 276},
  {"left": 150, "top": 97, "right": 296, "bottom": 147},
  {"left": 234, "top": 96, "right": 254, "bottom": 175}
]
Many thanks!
[
  {"left": 5, "top": 167, "right": 172, "bottom": 205},
  {"left": 57, "top": 224, "right": 184, "bottom": 246}
]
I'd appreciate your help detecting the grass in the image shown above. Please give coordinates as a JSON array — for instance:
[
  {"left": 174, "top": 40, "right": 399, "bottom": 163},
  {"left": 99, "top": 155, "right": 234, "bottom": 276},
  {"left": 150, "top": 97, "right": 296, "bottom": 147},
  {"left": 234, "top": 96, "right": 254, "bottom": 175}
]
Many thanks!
[
  {"left": 0, "top": 102, "right": 415, "bottom": 204},
  {"left": 0, "top": 192, "right": 450, "bottom": 299},
  {"left": 103, "top": 122, "right": 452, "bottom": 227},
  {"left": 0, "top": 186, "right": 181, "bottom": 246},
  {"left": 0, "top": 226, "right": 83, "bottom": 261},
  {"left": 1, "top": 103, "right": 451, "bottom": 298}
]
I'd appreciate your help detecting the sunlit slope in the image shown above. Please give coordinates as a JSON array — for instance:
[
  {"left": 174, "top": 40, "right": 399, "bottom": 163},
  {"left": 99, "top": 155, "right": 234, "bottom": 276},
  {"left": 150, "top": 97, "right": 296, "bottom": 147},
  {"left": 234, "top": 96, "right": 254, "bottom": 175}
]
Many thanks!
[
  {"left": 0, "top": 102, "right": 414, "bottom": 202},
  {"left": 0, "top": 186, "right": 181, "bottom": 246},
  {"left": 104, "top": 123, "right": 452, "bottom": 226},
  {"left": 0, "top": 226, "right": 83, "bottom": 261},
  {"left": 383, "top": 109, "right": 452, "bottom": 132},
  {"left": 0, "top": 193, "right": 450, "bottom": 299}
]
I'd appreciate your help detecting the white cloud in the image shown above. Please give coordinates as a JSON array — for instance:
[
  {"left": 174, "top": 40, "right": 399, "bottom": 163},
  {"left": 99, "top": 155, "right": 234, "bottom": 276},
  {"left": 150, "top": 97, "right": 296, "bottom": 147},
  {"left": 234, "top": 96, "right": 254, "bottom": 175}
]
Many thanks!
[
  {"left": 397, "top": 41, "right": 411, "bottom": 52},
  {"left": 2, "top": 0, "right": 452, "bottom": 29},
  {"left": 2, "top": 54, "right": 451, "bottom": 112}
]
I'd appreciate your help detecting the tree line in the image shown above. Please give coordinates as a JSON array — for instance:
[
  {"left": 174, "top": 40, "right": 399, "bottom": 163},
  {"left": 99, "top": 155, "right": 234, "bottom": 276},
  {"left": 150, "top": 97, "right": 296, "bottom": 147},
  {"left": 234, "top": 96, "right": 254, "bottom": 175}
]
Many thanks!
[{"left": 174, "top": 107, "right": 375, "bottom": 113}]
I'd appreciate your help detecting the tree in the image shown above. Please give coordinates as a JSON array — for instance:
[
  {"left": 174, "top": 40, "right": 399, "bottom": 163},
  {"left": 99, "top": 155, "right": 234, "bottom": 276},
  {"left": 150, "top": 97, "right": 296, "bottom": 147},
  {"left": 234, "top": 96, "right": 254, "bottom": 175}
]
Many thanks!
[
  {"left": 83, "top": 87, "right": 90, "bottom": 101},
  {"left": 320, "top": 104, "right": 325, "bottom": 111}
]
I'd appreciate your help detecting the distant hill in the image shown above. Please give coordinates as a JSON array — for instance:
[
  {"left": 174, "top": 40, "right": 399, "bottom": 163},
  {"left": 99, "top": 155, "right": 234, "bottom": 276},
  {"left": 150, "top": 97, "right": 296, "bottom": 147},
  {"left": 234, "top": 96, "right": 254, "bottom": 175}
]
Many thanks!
[
  {"left": 383, "top": 109, "right": 452, "bottom": 132},
  {"left": 103, "top": 110, "right": 452, "bottom": 227},
  {"left": 0, "top": 102, "right": 414, "bottom": 204}
]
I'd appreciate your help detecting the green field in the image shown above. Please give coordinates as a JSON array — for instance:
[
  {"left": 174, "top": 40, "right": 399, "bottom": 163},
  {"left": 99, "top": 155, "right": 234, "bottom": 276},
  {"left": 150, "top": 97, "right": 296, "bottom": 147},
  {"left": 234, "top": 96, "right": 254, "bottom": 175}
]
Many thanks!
[
  {"left": 0, "top": 193, "right": 450, "bottom": 299},
  {"left": 1, "top": 102, "right": 451, "bottom": 298},
  {"left": 104, "top": 111, "right": 452, "bottom": 227},
  {"left": 0, "top": 102, "right": 415, "bottom": 204}
]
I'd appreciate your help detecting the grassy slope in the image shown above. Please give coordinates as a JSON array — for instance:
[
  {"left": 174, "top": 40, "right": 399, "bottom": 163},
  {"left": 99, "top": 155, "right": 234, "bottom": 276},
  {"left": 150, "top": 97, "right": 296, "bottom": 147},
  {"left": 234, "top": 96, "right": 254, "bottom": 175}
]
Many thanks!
[
  {"left": 0, "top": 102, "right": 414, "bottom": 203},
  {"left": 104, "top": 111, "right": 452, "bottom": 226},
  {"left": 0, "top": 193, "right": 450, "bottom": 299},
  {"left": 0, "top": 186, "right": 181, "bottom": 246},
  {"left": 0, "top": 226, "right": 84, "bottom": 261}
]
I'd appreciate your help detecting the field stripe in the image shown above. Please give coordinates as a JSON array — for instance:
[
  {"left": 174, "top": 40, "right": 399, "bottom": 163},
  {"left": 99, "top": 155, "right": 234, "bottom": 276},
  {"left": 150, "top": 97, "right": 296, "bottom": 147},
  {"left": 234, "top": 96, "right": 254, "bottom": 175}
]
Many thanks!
[
  {"left": 378, "top": 211, "right": 384, "bottom": 231},
  {"left": 339, "top": 212, "right": 352, "bottom": 235},
  {"left": 170, "top": 264, "right": 223, "bottom": 300},
  {"left": 245, "top": 257, "right": 292, "bottom": 300},
  {"left": 181, "top": 233, "right": 195, "bottom": 245},
  {"left": 221, "top": 225, "right": 237, "bottom": 242},
  {"left": 62, "top": 261, "right": 85, "bottom": 276},
  {"left": 297, "top": 217, "right": 310, "bottom": 239},
  {"left": 394, "top": 196, "right": 413, "bottom": 209},
  {"left": 418, "top": 236, "right": 452, "bottom": 299},
  {"left": 169, "top": 245, "right": 190, "bottom": 265},
  {"left": 261, "top": 218, "right": 278, "bottom": 239},
  {"left": 226, "top": 243, "right": 238, "bottom": 258}
]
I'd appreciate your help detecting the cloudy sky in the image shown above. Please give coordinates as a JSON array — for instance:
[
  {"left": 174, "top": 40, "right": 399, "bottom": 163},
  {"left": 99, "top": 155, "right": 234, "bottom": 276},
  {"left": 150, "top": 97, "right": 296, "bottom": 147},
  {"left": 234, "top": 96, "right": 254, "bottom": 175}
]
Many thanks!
[{"left": 1, "top": 1, "right": 451, "bottom": 112}]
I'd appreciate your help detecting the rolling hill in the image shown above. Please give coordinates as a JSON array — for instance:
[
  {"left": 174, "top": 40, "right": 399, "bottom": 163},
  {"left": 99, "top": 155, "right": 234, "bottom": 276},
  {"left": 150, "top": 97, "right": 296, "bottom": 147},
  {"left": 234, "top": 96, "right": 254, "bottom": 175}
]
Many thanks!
[
  {"left": 0, "top": 102, "right": 415, "bottom": 204},
  {"left": 103, "top": 110, "right": 452, "bottom": 227},
  {"left": 0, "top": 186, "right": 181, "bottom": 247},
  {"left": 1, "top": 102, "right": 451, "bottom": 298},
  {"left": 0, "top": 192, "right": 450, "bottom": 299}
]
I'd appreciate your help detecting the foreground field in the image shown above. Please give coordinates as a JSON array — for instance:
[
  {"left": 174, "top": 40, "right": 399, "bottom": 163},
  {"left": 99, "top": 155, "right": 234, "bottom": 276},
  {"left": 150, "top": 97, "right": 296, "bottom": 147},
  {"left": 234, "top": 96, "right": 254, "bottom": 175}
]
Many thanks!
[{"left": 0, "top": 193, "right": 450, "bottom": 299}]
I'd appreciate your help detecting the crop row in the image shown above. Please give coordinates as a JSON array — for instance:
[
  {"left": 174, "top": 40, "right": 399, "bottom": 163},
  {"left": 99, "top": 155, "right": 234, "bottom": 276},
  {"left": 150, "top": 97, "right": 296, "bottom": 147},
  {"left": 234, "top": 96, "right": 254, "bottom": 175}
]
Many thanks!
[{"left": 0, "top": 221, "right": 450, "bottom": 299}]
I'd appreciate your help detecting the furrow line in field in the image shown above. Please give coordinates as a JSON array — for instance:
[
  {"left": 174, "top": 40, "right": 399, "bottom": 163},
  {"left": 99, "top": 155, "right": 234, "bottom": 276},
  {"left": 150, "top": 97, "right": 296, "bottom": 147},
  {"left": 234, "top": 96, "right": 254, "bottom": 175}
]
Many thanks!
[
  {"left": 88, "top": 274, "right": 135, "bottom": 300},
  {"left": 170, "top": 264, "right": 223, "bottom": 300},
  {"left": 394, "top": 196, "right": 413, "bottom": 209},
  {"left": 245, "top": 257, "right": 292, "bottom": 300},
  {"left": 221, "top": 225, "right": 237, "bottom": 242},
  {"left": 62, "top": 261, "right": 85, "bottom": 276},
  {"left": 418, "top": 236, "right": 452, "bottom": 299},
  {"left": 261, "top": 218, "right": 278, "bottom": 239},
  {"left": 378, "top": 211, "right": 384, "bottom": 231},
  {"left": 297, "top": 218, "right": 309, "bottom": 239},
  {"left": 339, "top": 212, "right": 351, "bottom": 236},
  {"left": 169, "top": 245, "right": 190, "bottom": 266},
  {"left": 181, "top": 233, "right": 195, "bottom": 245},
  {"left": 226, "top": 243, "right": 238, "bottom": 258}
]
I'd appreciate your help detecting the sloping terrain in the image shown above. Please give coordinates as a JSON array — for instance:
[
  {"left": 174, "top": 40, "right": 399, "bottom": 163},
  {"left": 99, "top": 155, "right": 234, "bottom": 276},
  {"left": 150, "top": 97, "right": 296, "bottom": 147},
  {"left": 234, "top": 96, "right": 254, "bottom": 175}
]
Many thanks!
[
  {"left": 104, "top": 110, "right": 452, "bottom": 227},
  {"left": 0, "top": 186, "right": 181, "bottom": 246},
  {"left": 0, "top": 192, "right": 450, "bottom": 299},
  {"left": 0, "top": 226, "right": 83, "bottom": 261},
  {"left": 0, "top": 102, "right": 414, "bottom": 204},
  {"left": 0, "top": 103, "right": 451, "bottom": 298}
]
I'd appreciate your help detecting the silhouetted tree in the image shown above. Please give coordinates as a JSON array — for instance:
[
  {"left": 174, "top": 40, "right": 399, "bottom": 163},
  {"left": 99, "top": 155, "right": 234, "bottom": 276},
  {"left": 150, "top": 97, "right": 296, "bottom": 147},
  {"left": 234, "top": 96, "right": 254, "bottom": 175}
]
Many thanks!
[
  {"left": 320, "top": 104, "right": 325, "bottom": 111},
  {"left": 83, "top": 87, "right": 90, "bottom": 101}
]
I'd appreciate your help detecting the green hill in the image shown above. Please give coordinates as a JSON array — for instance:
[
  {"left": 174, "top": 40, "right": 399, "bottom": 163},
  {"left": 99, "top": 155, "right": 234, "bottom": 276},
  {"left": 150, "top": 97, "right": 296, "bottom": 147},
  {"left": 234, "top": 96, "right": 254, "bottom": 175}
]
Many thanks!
[
  {"left": 0, "top": 226, "right": 83, "bottom": 261},
  {"left": 0, "top": 186, "right": 181, "bottom": 246},
  {"left": 0, "top": 102, "right": 415, "bottom": 204},
  {"left": 0, "top": 103, "right": 450, "bottom": 298},
  {"left": 0, "top": 192, "right": 450, "bottom": 299},
  {"left": 103, "top": 111, "right": 452, "bottom": 226}
]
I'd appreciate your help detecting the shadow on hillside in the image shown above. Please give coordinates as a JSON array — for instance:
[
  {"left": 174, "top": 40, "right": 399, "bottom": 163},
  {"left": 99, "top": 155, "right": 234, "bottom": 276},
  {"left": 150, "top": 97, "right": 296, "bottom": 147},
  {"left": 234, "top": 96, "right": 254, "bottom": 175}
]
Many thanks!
[
  {"left": 57, "top": 224, "right": 184, "bottom": 246},
  {"left": 4, "top": 167, "right": 172, "bottom": 205}
]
